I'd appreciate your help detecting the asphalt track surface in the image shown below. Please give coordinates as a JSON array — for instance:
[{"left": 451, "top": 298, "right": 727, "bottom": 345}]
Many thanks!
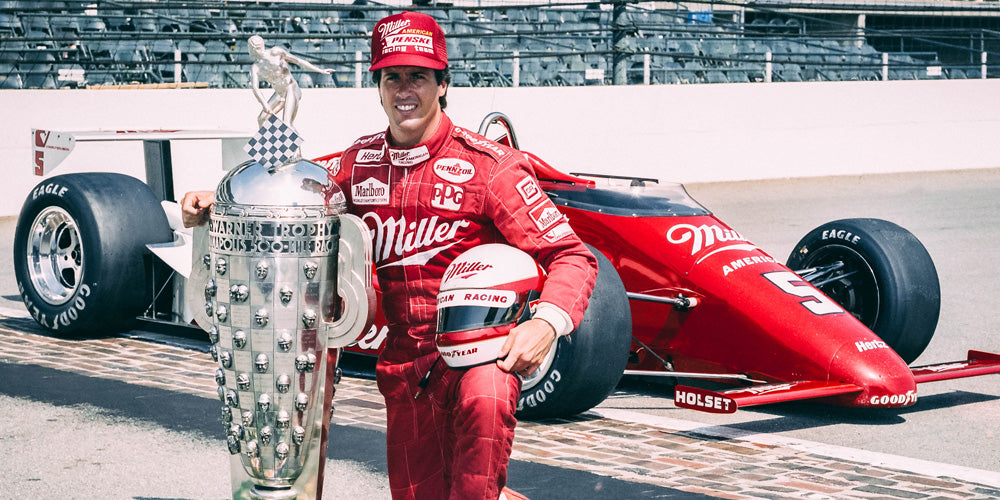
[
  {"left": 0, "top": 362, "right": 698, "bottom": 499},
  {"left": 2, "top": 168, "right": 999, "bottom": 498}
]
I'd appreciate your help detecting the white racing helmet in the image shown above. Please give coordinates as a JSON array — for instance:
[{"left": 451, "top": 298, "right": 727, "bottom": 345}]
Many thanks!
[{"left": 436, "top": 244, "right": 546, "bottom": 368}]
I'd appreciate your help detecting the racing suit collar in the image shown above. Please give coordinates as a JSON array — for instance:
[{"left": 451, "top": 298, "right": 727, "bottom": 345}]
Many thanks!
[{"left": 386, "top": 113, "right": 453, "bottom": 167}]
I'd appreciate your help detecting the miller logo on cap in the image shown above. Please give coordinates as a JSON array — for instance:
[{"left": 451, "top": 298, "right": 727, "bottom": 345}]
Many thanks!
[{"left": 370, "top": 11, "right": 448, "bottom": 71}]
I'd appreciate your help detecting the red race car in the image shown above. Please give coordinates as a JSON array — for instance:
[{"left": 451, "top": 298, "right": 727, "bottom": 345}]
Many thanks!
[{"left": 16, "top": 114, "right": 1000, "bottom": 420}]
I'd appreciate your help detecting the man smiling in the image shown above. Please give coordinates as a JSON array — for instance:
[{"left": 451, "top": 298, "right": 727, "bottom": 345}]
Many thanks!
[
  {"left": 340, "top": 11, "right": 597, "bottom": 500},
  {"left": 377, "top": 65, "right": 444, "bottom": 147}
]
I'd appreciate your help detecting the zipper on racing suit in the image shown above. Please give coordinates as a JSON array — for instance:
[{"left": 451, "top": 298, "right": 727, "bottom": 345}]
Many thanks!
[{"left": 413, "top": 354, "right": 442, "bottom": 399}]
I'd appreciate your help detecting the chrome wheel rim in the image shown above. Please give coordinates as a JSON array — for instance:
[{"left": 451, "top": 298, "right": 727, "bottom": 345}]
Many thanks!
[{"left": 27, "top": 206, "right": 83, "bottom": 305}]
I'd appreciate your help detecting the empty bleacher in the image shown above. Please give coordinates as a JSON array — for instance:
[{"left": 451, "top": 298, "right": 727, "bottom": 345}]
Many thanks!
[{"left": 0, "top": 1, "right": 997, "bottom": 90}]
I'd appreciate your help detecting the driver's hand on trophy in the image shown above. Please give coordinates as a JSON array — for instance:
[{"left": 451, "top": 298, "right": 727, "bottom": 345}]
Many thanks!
[
  {"left": 323, "top": 68, "right": 334, "bottom": 74},
  {"left": 497, "top": 318, "right": 556, "bottom": 377},
  {"left": 181, "top": 190, "right": 216, "bottom": 228}
]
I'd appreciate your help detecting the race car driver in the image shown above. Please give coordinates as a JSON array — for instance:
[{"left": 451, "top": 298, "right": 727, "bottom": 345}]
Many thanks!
[{"left": 182, "top": 11, "right": 597, "bottom": 499}]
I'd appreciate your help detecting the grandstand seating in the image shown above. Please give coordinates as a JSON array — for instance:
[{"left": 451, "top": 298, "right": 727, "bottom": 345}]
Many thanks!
[{"left": 0, "top": 1, "right": 995, "bottom": 89}]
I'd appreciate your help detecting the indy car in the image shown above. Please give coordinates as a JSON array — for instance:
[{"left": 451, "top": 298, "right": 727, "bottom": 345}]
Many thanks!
[{"left": 16, "top": 113, "right": 1000, "bottom": 420}]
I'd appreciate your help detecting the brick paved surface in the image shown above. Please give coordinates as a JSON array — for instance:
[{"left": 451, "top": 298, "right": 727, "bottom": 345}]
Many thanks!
[{"left": 2, "top": 323, "right": 999, "bottom": 500}]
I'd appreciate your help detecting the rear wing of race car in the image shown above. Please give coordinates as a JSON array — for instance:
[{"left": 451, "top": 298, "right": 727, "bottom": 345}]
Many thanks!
[
  {"left": 32, "top": 128, "right": 250, "bottom": 199},
  {"left": 674, "top": 350, "right": 1000, "bottom": 413},
  {"left": 33, "top": 128, "right": 252, "bottom": 176}
]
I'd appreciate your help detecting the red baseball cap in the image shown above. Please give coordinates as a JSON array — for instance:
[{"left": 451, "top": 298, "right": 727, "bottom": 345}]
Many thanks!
[{"left": 370, "top": 11, "right": 448, "bottom": 72}]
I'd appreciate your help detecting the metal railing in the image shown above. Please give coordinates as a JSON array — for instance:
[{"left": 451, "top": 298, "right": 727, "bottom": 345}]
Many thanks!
[{"left": 1, "top": 1, "right": 998, "bottom": 89}]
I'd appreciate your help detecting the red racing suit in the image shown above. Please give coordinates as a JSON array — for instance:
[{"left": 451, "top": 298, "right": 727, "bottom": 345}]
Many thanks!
[{"left": 330, "top": 113, "right": 597, "bottom": 499}]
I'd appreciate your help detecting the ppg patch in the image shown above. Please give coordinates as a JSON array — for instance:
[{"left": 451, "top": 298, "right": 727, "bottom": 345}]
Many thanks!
[
  {"left": 515, "top": 176, "right": 541, "bottom": 205},
  {"left": 244, "top": 115, "right": 303, "bottom": 168}
]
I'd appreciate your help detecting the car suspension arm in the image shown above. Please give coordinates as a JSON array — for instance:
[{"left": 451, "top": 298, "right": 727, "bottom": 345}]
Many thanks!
[
  {"left": 627, "top": 292, "right": 698, "bottom": 311},
  {"left": 625, "top": 333, "right": 765, "bottom": 384},
  {"left": 795, "top": 261, "right": 859, "bottom": 288}
]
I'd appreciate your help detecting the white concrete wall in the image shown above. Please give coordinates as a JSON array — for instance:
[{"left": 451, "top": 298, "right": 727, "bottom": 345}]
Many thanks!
[{"left": 2, "top": 79, "right": 999, "bottom": 217}]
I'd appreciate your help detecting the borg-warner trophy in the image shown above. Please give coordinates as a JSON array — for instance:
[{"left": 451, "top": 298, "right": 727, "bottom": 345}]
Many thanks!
[{"left": 188, "top": 38, "right": 373, "bottom": 500}]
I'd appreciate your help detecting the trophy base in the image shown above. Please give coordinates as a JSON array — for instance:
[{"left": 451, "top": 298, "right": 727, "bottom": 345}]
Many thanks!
[
  {"left": 249, "top": 484, "right": 298, "bottom": 500},
  {"left": 229, "top": 350, "right": 341, "bottom": 500}
]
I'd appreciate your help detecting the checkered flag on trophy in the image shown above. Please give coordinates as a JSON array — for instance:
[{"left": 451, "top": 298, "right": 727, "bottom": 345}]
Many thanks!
[{"left": 244, "top": 115, "right": 303, "bottom": 168}]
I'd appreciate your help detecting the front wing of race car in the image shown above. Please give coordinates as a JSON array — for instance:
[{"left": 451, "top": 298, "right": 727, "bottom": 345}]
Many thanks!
[{"left": 675, "top": 350, "right": 1000, "bottom": 413}]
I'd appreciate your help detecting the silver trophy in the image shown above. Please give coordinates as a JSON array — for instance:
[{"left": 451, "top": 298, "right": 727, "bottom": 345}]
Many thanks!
[{"left": 188, "top": 38, "right": 373, "bottom": 500}]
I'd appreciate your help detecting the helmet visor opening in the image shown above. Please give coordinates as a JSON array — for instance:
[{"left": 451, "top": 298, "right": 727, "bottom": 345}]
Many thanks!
[{"left": 437, "top": 301, "right": 526, "bottom": 334}]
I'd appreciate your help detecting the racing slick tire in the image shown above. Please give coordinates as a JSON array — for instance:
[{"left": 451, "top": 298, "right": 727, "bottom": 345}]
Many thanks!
[
  {"left": 13, "top": 173, "right": 173, "bottom": 336},
  {"left": 516, "top": 244, "right": 632, "bottom": 420},
  {"left": 787, "top": 218, "right": 940, "bottom": 364}
]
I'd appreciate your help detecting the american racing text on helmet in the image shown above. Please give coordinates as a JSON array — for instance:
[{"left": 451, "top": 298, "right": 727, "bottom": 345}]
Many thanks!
[{"left": 436, "top": 244, "right": 546, "bottom": 368}]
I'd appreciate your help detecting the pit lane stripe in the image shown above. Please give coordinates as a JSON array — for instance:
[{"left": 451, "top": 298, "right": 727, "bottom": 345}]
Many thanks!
[{"left": 593, "top": 408, "right": 1000, "bottom": 489}]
